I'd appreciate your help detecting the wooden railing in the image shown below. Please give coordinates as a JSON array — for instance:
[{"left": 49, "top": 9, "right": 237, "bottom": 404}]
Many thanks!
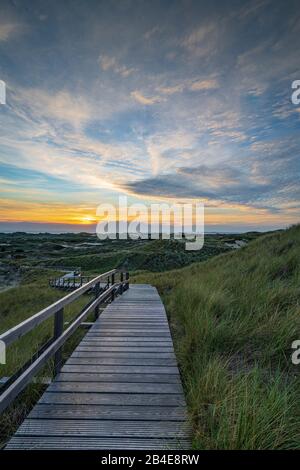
[
  {"left": 48, "top": 275, "right": 95, "bottom": 289},
  {"left": 0, "top": 268, "right": 129, "bottom": 414}
]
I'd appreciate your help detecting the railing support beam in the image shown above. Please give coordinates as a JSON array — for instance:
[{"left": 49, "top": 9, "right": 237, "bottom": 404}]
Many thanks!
[
  {"left": 111, "top": 273, "right": 115, "bottom": 301},
  {"left": 120, "top": 272, "right": 124, "bottom": 294},
  {"left": 53, "top": 308, "right": 64, "bottom": 376},
  {"left": 94, "top": 282, "right": 100, "bottom": 320}
]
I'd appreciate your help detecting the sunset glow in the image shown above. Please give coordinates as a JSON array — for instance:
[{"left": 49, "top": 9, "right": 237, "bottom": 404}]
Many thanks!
[{"left": 0, "top": 0, "right": 299, "bottom": 232}]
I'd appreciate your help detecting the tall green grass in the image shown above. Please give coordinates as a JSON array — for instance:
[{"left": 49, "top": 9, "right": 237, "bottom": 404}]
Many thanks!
[{"left": 133, "top": 225, "right": 300, "bottom": 449}]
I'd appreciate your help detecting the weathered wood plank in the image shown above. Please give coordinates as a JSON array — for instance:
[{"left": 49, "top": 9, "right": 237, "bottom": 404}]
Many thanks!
[
  {"left": 47, "top": 381, "right": 183, "bottom": 394},
  {"left": 15, "top": 419, "right": 190, "bottom": 438},
  {"left": 76, "top": 346, "right": 174, "bottom": 353},
  {"left": 61, "top": 364, "right": 179, "bottom": 374},
  {"left": 72, "top": 351, "right": 176, "bottom": 358},
  {"left": 56, "top": 372, "right": 181, "bottom": 383},
  {"left": 39, "top": 392, "right": 186, "bottom": 406},
  {"left": 28, "top": 404, "right": 187, "bottom": 420},
  {"left": 65, "top": 357, "right": 177, "bottom": 366},
  {"left": 6, "top": 437, "right": 190, "bottom": 450},
  {"left": 80, "top": 339, "right": 173, "bottom": 345}
]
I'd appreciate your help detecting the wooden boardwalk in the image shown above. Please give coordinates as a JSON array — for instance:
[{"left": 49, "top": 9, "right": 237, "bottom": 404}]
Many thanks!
[{"left": 6, "top": 285, "right": 191, "bottom": 450}]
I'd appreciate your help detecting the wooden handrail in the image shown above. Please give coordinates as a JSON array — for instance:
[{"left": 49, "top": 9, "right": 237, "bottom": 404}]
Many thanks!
[
  {"left": 48, "top": 275, "right": 94, "bottom": 287},
  {"left": 0, "top": 268, "right": 129, "bottom": 414},
  {"left": 0, "top": 269, "right": 118, "bottom": 347}
]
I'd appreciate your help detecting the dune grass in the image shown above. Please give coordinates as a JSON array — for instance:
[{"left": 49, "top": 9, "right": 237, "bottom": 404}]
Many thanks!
[{"left": 133, "top": 225, "right": 300, "bottom": 449}]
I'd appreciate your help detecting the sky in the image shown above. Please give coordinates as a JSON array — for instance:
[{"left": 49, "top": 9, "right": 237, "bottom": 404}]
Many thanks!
[{"left": 0, "top": 0, "right": 299, "bottom": 232}]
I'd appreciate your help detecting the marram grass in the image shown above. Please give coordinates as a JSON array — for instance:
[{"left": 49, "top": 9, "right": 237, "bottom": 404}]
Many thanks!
[{"left": 133, "top": 225, "right": 300, "bottom": 449}]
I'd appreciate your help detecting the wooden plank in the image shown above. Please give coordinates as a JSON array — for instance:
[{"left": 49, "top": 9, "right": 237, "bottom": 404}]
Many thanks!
[
  {"left": 97, "top": 321, "right": 166, "bottom": 324},
  {"left": 88, "top": 326, "right": 169, "bottom": 330},
  {"left": 94, "top": 319, "right": 167, "bottom": 323},
  {"left": 80, "top": 339, "right": 173, "bottom": 345},
  {"left": 47, "top": 381, "right": 183, "bottom": 394},
  {"left": 92, "top": 324, "right": 168, "bottom": 328},
  {"left": 72, "top": 352, "right": 176, "bottom": 358},
  {"left": 79, "top": 342, "right": 173, "bottom": 347},
  {"left": 62, "top": 364, "right": 179, "bottom": 374},
  {"left": 95, "top": 318, "right": 163, "bottom": 325},
  {"left": 94, "top": 318, "right": 167, "bottom": 327},
  {"left": 86, "top": 331, "right": 171, "bottom": 336},
  {"left": 6, "top": 436, "right": 190, "bottom": 450},
  {"left": 39, "top": 392, "right": 186, "bottom": 406},
  {"left": 73, "top": 343, "right": 173, "bottom": 350},
  {"left": 65, "top": 357, "right": 177, "bottom": 366},
  {"left": 15, "top": 419, "right": 189, "bottom": 438},
  {"left": 56, "top": 372, "right": 181, "bottom": 383},
  {"left": 28, "top": 404, "right": 187, "bottom": 420}
]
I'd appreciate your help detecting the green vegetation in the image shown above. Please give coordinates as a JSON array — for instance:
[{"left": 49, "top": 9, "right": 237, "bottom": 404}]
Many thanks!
[
  {"left": 133, "top": 225, "right": 300, "bottom": 449},
  {"left": 1, "top": 227, "right": 298, "bottom": 449},
  {"left": 0, "top": 231, "right": 261, "bottom": 278}
]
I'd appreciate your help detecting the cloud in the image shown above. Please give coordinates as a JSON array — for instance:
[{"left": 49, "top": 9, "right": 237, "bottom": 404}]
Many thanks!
[
  {"left": 182, "top": 22, "right": 219, "bottom": 57},
  {"left": 131, "top": 90, "right": 161, "bottom": 105},
  {"left": 158, "top": 84, "right": 184, "bottom": 95},
  {"left": 120, "top": 127, "right": 300, "bottom": 212},
  {"left": 0, "top": 83, "right": 147, "bottom": 196},
  {"left": 183, "top": 23, "right": 216, "bottom": 50},
  {"left": 237, "top": 0, "right": 271, "bottom": 20},
  {"left": 190, "top": 79, "right": 219, "bottom": 91},
  {"left": 144, "top": 130, "right": 198, "bottom": 176},
  {"left": 13, "top": 88, "right": 92, "bottom": 129},
  {"left": 0, "top": 22, "right": 20, "bottom": 41},
  {"left": 98, "top": 54, "right": 136, "bottom": 77},
  {"left": 121, "top": 169, "right": 271, "bottom": 210},
  {"left": 144, "top": 26, "right": 160, "bottom": 40},
  {"left": 157, "top": 78, "right": 219, "bottom": 96},
  {"left": 99, "top": 55, "right": 116, "bottom": 71}
]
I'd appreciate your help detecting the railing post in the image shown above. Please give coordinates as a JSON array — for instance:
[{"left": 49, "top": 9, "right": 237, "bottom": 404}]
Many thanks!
[
  {"left": 111, "top": 273, "right": 115, "bottom": 301},
  {"left": 94, "top": 281, "right": 100, "bottom": 320},
  {"left": 120, "top": 272, "right": 124, "bottom": 295},
  {"left": 53, "top": 307, "right": 64, "bottom": 376}
]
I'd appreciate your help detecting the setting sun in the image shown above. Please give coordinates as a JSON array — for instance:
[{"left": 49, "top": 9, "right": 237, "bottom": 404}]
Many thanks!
[{"left": 80, "top": 216, "right": 97, "bottom": 224}]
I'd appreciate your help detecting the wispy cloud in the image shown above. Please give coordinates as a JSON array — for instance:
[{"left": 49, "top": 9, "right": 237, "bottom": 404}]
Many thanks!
[
  {"left": 182, "top": 22, "right": 218, "bottom": 57},
  {"left": 189, "top": 78, "right": 219, "bottom": 91},
  {"left": 99, "top": 54, "right": 136, "bottom": 77},
  {"left": 11, "top": 88, "right": 93, "bottom": 129},
  {"left": 131, "top": 90, "right": 161, "bottom": 105},
  {"left": 0, "top": 22, "right": 20, "bottom": 42},
  {"left": 158, "top": 84, "right": 184, "bottom": 95}
]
